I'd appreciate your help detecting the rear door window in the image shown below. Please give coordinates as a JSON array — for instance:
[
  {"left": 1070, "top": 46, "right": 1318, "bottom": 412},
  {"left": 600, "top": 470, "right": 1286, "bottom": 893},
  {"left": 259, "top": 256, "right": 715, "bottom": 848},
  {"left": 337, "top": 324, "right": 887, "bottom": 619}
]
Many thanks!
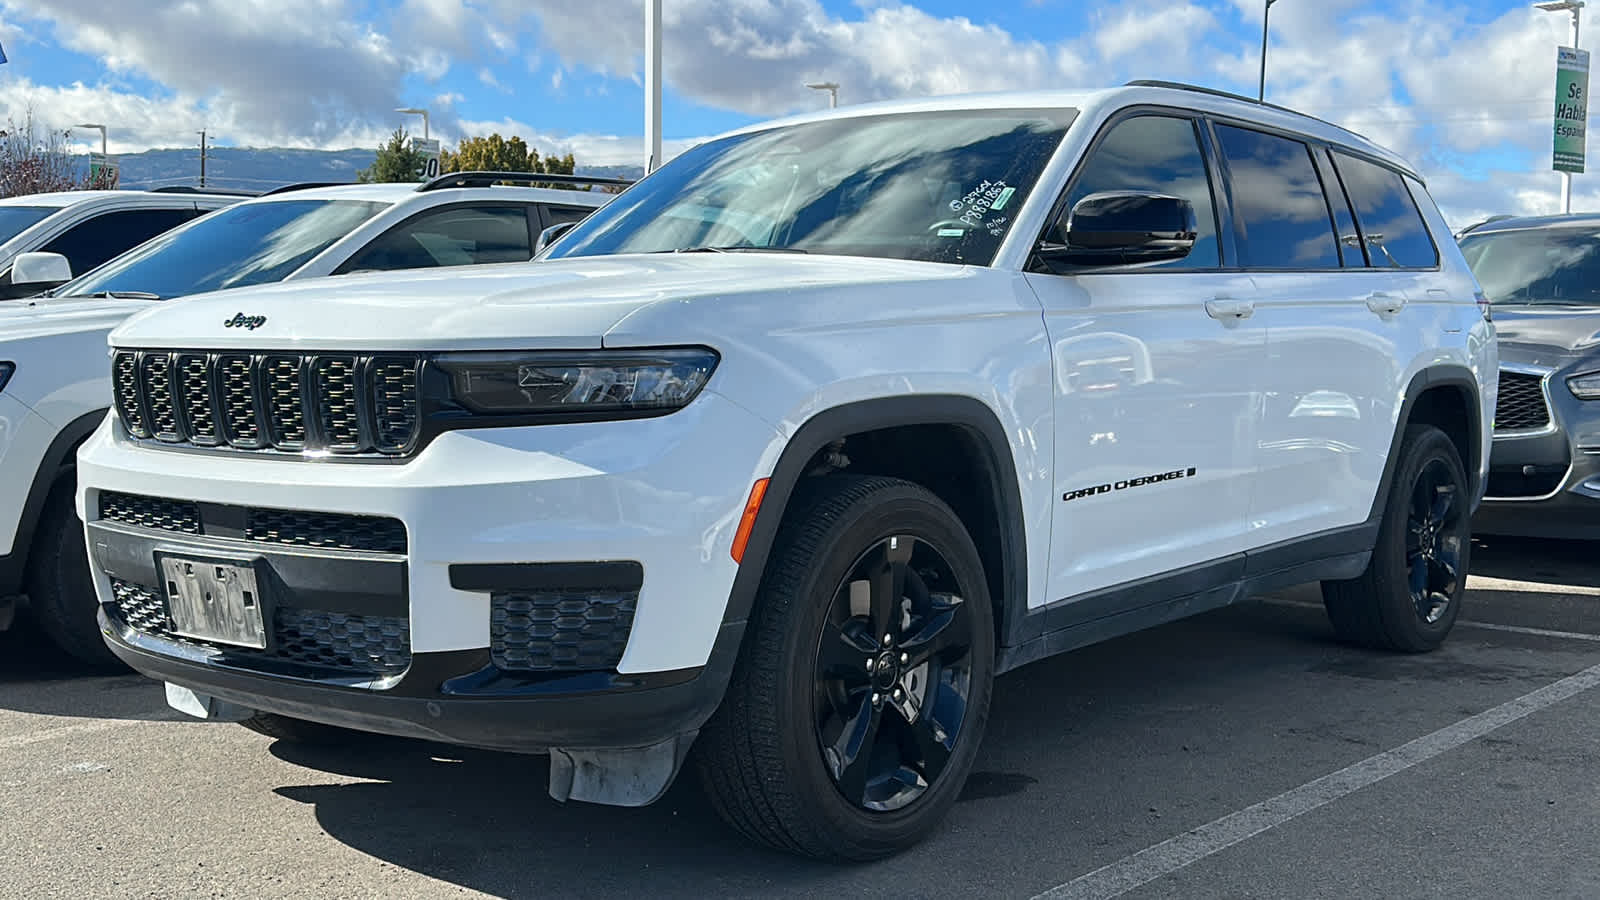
[
  {"left": 1330, "top": 152, "right": 1439, "bottom": 268},
  {"left": 1213, "top": 124, "right": 1340, "bottom": 269}
]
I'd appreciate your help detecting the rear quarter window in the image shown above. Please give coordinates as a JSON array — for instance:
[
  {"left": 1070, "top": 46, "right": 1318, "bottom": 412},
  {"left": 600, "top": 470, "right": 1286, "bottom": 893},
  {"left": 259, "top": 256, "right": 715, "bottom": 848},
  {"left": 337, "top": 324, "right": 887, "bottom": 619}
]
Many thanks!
[{"left": 1331, "top": 152, "right": 1439, "bottom": 269}]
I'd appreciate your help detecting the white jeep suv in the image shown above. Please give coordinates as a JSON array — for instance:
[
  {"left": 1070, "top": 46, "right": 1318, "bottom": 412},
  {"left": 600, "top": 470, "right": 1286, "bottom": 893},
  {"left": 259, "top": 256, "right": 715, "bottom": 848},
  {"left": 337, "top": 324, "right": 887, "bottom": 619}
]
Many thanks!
[
  {"left": 77, "top": 82, "right": 1495, "bottom": 860},
  {"left": 0, "top": 173, "right": 619, "bottom": 663}
]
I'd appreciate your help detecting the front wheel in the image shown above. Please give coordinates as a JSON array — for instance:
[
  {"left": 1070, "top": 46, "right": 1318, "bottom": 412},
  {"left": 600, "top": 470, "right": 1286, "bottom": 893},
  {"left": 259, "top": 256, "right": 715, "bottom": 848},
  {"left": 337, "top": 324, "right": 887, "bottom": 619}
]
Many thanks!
[
  {"left": 695, "top": 475, "right": 995, "bottom": 861},
  {"left": 28, "top": 483, "right": 123, "bottom": 669},
  {"left": 1323, "top": 424, "right": 1470, "bottom": 652}
]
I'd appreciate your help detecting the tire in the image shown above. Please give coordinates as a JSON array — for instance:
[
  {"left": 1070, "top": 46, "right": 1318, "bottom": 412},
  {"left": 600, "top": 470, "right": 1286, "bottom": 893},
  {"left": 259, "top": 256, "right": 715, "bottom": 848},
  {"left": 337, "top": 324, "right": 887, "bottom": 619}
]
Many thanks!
[
  {"left": 1322, "top": 424, "right": 1470, "bottom": 652},
  {"left": 27, "top": 482, "right": 123, "bottom": 669},
  {"left": 695, "top": 474, "right": 996, "bottom": 861},
  {"left": 239, "top": 712, "right": 362, "bottom": 745}
]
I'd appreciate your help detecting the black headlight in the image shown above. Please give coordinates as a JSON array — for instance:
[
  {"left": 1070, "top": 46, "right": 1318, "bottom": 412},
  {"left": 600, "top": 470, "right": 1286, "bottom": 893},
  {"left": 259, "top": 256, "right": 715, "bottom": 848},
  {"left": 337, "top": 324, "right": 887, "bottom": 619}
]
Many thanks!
[
  {"left": 431, "top": 348, "right": 719, "bottom": 418},
  {"left": 0, "top": 362, "right": 13, "bottom": 394}
]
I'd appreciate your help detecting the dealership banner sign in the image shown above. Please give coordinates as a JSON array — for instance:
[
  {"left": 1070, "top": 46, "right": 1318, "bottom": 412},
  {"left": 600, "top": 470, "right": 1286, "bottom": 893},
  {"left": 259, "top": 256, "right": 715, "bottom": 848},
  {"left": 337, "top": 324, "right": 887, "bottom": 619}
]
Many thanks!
[{"left": 1554, "top": 46, "right": 1590, "bottom": 174}]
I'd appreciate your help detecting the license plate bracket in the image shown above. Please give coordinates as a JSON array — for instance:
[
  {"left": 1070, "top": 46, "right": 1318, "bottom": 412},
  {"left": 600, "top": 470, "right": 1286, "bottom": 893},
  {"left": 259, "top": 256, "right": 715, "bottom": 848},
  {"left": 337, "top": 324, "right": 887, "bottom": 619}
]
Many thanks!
[{"left": 158, "top": 555, "right": 269, "bottom": 649}]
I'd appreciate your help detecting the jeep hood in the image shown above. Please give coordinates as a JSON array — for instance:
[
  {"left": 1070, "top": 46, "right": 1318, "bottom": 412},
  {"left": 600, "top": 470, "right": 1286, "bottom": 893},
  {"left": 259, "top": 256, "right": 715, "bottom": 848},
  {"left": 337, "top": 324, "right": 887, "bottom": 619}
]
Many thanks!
[
  {"left": 1490, "top": 306, "right": 1600, "bottom": 361},
  {"left": 108, "top": 254, "right": 970, "bottom": 351}
]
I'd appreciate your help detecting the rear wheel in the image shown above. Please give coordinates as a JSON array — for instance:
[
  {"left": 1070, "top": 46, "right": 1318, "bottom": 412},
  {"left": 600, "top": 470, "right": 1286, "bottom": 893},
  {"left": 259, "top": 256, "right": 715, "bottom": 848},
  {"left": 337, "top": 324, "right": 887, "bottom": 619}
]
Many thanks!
[
  {"left": 1323, "top": 424, "right": 1469, "bottom": 652},
  {"left": 28, "top": 483, "right": 123, "bottom": 669},
  {"left": 695, "top": 475, "right": 995, "bottom": 861}
]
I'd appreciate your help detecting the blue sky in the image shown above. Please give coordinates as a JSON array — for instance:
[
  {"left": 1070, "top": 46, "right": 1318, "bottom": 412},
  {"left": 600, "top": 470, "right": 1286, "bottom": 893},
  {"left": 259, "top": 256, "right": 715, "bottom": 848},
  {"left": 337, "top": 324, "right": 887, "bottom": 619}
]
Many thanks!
[{"left": 0, "top": 0, "right": 1591, "bottom": 223}]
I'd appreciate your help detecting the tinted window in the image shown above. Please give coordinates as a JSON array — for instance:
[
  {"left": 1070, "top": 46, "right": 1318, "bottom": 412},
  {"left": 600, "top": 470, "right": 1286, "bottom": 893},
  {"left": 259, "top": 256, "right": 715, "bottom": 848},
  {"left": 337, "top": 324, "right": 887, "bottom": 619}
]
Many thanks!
[
  {"left": 0, "top": 206, "right": 56, "bottom": 245},
  {"left": 57, "top": 199, "right": 388, "bottom": 300},
  {"left": 544, "top": 205, "right": 593, "bottom": 227},
  {"left": 545, "top": 108, "right": 1078, "bottom": 267},
  {"left": 40, "top": 208, "right": 198, "bottom": 276},
  {"left": 1315, "top": 149, "right": 1367, "bottom": 266},
  {"left": 1459, "top": 227, "right": 1600, "bottom": 306},
  {"left": 343, "top": 206, "right": 533, "bottom": 272},
  {"left": 1214, "top": 125, "right": 1339, "bottom": 269},
  {"left": 1332, "top": 152, "right": 1438, "bottom": 268},
  {"left": 1059, "top": 115, "right": 1220, "bottom": 268}
]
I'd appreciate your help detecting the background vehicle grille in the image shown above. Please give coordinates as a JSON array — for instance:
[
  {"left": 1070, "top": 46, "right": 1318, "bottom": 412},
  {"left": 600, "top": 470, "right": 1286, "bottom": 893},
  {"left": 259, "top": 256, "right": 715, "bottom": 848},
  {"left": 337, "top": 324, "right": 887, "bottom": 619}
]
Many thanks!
[
  {"left": 108, "top": 578, "right": 411, "bottom": 678},
  {"left": 490, "top": 590, "right": 638, "bottom": 672},
  {"left": 111, "top": 349, "right": 422, "bottom": 456},
  {"left": 1494, "top": 370, "right": 1551, "bottom": 432},
  {"left": 99, "top": 491, "right": 407, "bottom": 554}
]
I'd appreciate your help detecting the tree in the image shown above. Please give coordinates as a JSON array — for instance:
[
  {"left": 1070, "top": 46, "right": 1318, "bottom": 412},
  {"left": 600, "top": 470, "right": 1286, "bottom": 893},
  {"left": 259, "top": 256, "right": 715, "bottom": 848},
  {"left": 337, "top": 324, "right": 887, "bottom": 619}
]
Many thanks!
[
  {"left": 357, "top": 127, "right": 426, "bottom": 183},
  {"left": 0, "top": 106, "right": 110, "bottom": 198},
  {"left": 440, "top": 133, "right": 578, "bottom": 183}
]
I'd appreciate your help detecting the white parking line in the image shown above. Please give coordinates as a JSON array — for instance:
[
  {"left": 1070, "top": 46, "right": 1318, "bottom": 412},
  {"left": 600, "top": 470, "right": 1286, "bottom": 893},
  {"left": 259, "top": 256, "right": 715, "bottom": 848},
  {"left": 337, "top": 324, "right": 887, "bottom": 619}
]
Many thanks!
[
  {"left": 1030, "top": 660, "right": 1600, "bottom": 900},
  {"left": 1262, "top": 597, "right": 1600, "bottom": 644}
]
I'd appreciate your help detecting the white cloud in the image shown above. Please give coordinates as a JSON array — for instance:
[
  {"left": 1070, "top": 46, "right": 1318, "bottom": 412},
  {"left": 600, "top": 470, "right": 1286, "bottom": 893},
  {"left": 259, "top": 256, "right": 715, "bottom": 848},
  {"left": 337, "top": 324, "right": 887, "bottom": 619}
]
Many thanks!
[{"left": 455, "top": 116, "right": 704, "bottom": 166}]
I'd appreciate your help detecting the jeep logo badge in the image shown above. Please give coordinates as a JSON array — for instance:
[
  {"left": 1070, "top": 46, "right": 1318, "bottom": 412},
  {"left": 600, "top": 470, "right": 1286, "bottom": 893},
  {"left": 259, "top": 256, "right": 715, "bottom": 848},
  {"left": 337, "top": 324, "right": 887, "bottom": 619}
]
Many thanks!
[{"left": 224, "top": 313, "right": 267, "bottom": 330}]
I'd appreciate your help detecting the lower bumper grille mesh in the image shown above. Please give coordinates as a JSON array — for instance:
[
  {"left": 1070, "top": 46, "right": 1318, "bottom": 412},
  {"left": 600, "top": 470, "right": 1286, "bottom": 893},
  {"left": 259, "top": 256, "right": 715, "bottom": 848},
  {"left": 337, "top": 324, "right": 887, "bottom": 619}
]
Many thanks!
[
  {"left": 108, "top": 579, "right": 411, "bottom": 678},
  {"left": 490, "top": 590, "right": 637, "bottom": 672}
]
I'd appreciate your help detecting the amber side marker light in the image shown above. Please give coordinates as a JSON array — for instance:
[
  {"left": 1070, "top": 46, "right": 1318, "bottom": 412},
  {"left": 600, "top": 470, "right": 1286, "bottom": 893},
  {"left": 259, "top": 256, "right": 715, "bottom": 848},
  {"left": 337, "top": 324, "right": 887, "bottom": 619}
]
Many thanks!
[{"left": 731, "top": 478, "right": 770, "bottom": 564}]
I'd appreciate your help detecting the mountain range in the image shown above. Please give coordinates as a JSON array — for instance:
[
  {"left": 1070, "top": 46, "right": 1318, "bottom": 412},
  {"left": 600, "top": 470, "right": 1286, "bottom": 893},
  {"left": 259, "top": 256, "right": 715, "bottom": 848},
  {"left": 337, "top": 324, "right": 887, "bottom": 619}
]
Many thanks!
[{"left": 85, "top": 148, "right": 646, "bottom": 193}]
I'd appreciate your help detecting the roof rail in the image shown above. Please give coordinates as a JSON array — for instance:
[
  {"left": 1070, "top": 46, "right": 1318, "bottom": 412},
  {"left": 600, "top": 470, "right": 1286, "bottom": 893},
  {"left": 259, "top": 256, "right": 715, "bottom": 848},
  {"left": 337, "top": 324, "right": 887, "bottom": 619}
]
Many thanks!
[
  {"left": 149, "top": 185, "right": 259, "bottom": 197},
  {"left": 1123, "top": 79, "right": 1373, "bottom": 144},
  {"left": 260, "top": 181, "right": 357, "bottom": 196},
  {"left": 414, "top": 171, "right": 636, "bottom": 193}
]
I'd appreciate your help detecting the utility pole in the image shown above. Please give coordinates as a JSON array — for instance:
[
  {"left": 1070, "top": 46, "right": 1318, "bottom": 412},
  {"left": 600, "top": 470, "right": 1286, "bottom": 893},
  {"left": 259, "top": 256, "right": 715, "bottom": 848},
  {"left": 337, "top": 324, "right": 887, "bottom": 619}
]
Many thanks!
[
  {"left": 197, "top": 130, "right": 207, "bottom": 188},
  {"left": 806, "top": 82, "right": 840, "bottom": 108},
  {"left": 644, "top": 0, "right": 662, "bottom": 173}
]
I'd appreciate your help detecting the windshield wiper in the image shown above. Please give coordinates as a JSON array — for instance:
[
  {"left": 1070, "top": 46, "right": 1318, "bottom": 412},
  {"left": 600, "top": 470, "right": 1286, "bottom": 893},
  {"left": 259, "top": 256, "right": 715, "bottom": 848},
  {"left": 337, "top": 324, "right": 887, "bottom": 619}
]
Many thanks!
[
  {"left": 672, "top": 245, "right": 809, "bottom": 254},
  {"left": 78, "top": 290, "right": 162, "bottom": 300}
]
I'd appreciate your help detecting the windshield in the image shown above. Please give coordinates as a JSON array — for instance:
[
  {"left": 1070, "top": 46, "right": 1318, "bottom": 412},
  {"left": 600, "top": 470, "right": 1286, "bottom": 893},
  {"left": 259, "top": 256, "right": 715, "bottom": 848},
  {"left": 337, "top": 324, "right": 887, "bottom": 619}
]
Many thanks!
[
  {"left": 0, "top": 206, "right": 57, "bottom": 246},
  {"left": 544, "top": 107, "right": 1078, "bottom": 267},
  {"left": 1459, "top": 226, "right": 1600, "bottom": 306},
  {"left": 56, "top": 199, "right": 389, "bottom": 299}
]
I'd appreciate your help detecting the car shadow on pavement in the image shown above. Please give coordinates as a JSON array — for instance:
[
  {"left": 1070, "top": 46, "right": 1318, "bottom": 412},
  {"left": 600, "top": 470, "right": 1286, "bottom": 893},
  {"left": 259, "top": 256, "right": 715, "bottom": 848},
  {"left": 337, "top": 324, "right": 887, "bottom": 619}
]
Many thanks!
[{"left": 1470, "top": 535, "right": 1600, "bottom": 589}]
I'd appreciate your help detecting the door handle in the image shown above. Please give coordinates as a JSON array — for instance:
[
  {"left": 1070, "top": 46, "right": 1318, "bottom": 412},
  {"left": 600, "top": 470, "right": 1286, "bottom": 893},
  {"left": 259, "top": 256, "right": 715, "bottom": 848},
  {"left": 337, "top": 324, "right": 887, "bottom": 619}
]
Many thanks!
[
  {"left": 1366, "top": 291, "right": 1407, "bottom": 315},
  {"left": 1205, "top": 297, "right": 1255, "bottom": 320}
]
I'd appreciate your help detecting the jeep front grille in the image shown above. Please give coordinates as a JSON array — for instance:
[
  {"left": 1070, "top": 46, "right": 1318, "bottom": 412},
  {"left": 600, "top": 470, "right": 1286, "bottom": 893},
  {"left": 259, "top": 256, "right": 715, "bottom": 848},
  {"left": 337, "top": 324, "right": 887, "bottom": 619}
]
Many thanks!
[
  {"left": 112, "top": 350, "right": 422, "bottom": 456},
  {"left": 1494, "top": 370, "right": 1551, "bottom": 432}
]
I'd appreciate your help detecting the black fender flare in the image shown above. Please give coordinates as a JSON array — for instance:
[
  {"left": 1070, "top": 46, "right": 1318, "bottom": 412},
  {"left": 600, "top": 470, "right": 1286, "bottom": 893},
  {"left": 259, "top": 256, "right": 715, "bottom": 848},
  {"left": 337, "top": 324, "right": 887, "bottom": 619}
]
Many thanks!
[
  {"left": 0, "top": 408, "right": 107, "bottom": 597},
  {"left": 1367, "top": 365, "right": 1484, "bottom": 522},
  {"left": 717, "top": 394, "right": 1031, "bottom": 647}
]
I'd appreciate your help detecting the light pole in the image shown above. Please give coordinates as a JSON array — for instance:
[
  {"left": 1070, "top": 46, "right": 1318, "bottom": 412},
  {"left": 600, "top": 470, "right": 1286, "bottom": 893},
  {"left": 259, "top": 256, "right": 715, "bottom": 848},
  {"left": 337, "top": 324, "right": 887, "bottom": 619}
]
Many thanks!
[
  {"left": 1538, "top": 0, "right": 1586, "bottom": 213},
  {"left": 645, "top": 0, "right": 662, "bottom": 173},
  {"left": 73, "top": 122, "right": 107, "bottom": 155},
  {"left": 806, "top": 81, "right": 839, "bottom": 108},
  {"left": 395, "top": 107, "right": 429, "bottom": 140},
  {"left": 1258, "top": 0, "right": 1283, "bottom": 102}
]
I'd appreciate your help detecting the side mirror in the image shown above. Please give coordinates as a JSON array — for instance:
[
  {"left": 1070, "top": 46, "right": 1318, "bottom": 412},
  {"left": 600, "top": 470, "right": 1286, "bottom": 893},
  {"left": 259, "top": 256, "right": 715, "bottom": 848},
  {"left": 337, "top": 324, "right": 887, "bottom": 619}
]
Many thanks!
[
  {"left": 11, "top": 251, "right": 72, "bottom": 285},
  {"left": 1039, "top": 192, "right": 1197, "bottom": 267},
  {"left": 535, "top": 221, "right": 578, "bottom": 254}
]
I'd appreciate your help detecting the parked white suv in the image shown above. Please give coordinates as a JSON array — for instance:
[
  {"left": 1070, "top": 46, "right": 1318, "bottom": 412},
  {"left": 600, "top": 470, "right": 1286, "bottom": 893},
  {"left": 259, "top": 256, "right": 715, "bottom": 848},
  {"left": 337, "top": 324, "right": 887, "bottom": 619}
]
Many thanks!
[
  {"left": 0, "top": 188, "right": 245, "bottom": 298},
  {"left": 0, "top": 173, "right": 620, "bottom": 663},
  {"left": 77, "top": 83, "right": 1495, "bottom": 860}
]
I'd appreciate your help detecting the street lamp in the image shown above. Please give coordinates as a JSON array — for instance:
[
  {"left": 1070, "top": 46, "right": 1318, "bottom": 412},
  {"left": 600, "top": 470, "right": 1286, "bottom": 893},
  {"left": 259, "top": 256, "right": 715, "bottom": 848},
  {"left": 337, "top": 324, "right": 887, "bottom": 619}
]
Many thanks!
[
  {"left": 1537, "top": 0, "right": 1586, "bottom": 213},
  {"left": 806, "top": 82, "right": 839, "bottom": 108},
  {"left": 1258, "top": 0, "right": 1284, "bottom": 102},
  {"left": 73, "top": 122, "right": 106, "bottom": 155},
  {"left": 395, "top": 107, "right": 430, "bottom": 140}
]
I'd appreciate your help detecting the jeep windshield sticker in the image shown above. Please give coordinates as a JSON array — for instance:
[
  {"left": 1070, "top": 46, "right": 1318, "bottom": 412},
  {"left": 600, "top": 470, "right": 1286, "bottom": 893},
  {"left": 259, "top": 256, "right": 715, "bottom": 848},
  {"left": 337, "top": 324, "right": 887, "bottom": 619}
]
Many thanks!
[
  {"left": 937, "top": 228, "right": 966, "bottom": 237},
  {"left": 1063, "top": 467, "right": 1197, "bottom": 502},
  {"left": 947, "top": 179, "right": 1012, "bottom": 230}
]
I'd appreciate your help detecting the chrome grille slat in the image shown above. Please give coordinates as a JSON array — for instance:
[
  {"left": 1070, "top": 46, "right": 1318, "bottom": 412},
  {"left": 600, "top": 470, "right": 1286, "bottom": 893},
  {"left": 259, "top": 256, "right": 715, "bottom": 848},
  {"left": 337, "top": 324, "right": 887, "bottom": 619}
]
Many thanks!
[
  {"left": 141, "top": 352, "right": 180, "bottom": 442},
  {"left": 111, "top": 350, "right": 421, "bottom": 457},
  {"left": 176, "top": 353, "right": 218, "bottom": 445}
]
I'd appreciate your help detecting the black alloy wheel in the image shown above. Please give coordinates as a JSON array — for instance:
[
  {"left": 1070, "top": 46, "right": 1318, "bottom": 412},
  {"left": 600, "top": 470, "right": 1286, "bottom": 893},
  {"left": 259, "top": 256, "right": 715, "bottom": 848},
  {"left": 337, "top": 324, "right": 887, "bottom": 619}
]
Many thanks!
[
  {"left": 813, "top": 534, "right": 975, "bottom": 812},
  {"left": 1405, "top": 457, "right": 1465, "bottom": 625}
]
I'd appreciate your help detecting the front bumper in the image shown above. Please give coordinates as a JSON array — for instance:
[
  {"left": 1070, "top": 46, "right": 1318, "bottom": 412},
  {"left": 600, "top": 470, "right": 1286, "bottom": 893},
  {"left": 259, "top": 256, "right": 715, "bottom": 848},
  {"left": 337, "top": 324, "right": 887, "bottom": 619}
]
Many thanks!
[
  {"left": 102, "top": 609, "right": 744, "bottom": 753},
  {"left": 76, "top": 390, "right": 781, "bottom": 751},
  {"left": 1475, "top": 362, "right": 1600, "bottom": 539}
]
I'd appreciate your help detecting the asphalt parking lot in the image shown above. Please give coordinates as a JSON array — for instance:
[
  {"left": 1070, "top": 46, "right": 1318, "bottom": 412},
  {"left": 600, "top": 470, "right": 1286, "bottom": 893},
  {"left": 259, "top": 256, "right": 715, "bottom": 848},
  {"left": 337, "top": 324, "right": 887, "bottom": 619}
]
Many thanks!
[{"left": 2, "top": 536, "right": 1598, "bottom": 899}]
